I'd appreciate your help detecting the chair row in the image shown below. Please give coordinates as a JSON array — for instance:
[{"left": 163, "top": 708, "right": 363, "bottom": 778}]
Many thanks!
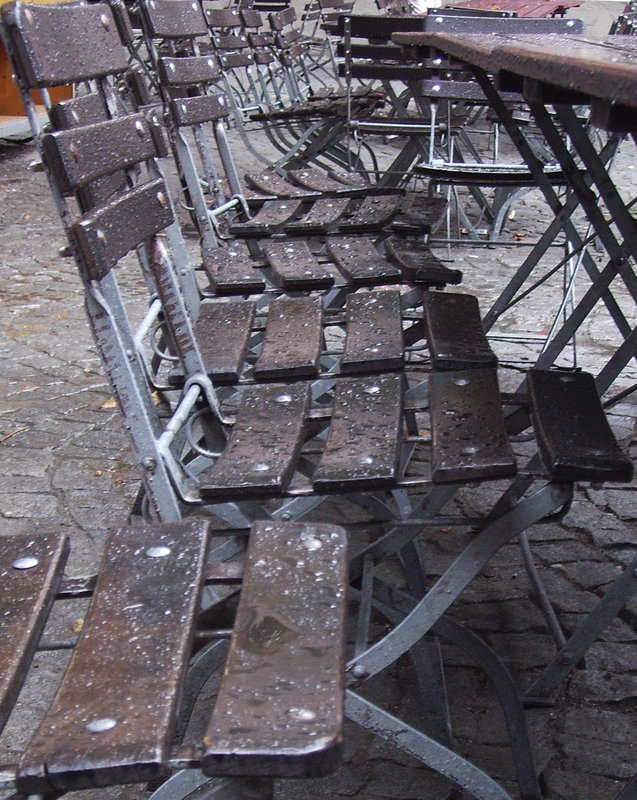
[{"left": 1, "top": 2, "right": 635, "bottom": 799}]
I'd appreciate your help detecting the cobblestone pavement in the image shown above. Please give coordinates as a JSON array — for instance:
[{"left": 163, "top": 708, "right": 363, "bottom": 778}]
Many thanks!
[{"left": 0, "top": 14, "right": 636, "bottom": 796}]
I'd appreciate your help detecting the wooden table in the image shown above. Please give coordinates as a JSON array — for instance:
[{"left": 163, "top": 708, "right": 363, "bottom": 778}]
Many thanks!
[
  {"left": 392, "top": 29, "right": 637, "bottom": 724},
  {"left": 441, "top": 0, "right": 580, "bottom": 17},
  {"left": 394, "top": 30, "right": 637, "bottom": 390}
]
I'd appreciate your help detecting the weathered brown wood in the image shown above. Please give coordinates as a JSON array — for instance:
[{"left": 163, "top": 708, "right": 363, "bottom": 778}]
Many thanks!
[
  {"left": 384, "top": 237, "right": 462, "bottom": 286},
  {"left": 287, "top": 167, "right": 364, "bottom": 194},
  {"left": 430, "top": 369, "right": 516, "bottom": 482},
  {"left": 202, "top": 520, "right": 346, "bottom": 778},
  {"left": 528, "top": 370, "right": 634, "bottom": 482},
  {"left": 205, "top": 7, "right": 242, "bottom": 28},
  {"left": 341, "top": 290, "right": 404, "bottom": 373},
  {"left": 0, "top": 533, "right": 68, "bottom": 735},
  {"left": 285, "top": 197, "right": 350, "bottom": 234},
  {"left": 1, "top": 2, "right": 128, "bottom": 88},
  {"left": 41, "top": 115, "right": 161, "bottom": 194},
  {"left": 169, "top": 95, "right": 230, "bottom": 127},
  {"left": 158, "top": 55, "right": 221, "bottom": 86},
  {"left": 199, "top": 383, "right": 310, "bottom": 498},
  {"left": 244, "top": 169, "right": 315, "bottom": 197},
  {"left": 254, "top": 296, "right": 323, "bottom": 379},
  {"left": 194, "top": 300, "right": 256, "bottom": 382},
  {"left": 202, "top": 242, "right": 267, "bottom": 296},
  {"left": 339, "top": 195, "right": 401, "bottom": 232},
  {"left": 70, "top": 180, "right": 174, "bottom": 279},
  {"left": 142, "top": 0, "right": 208, "bottom": 38},
  {"left": 17, "top": 521, "right": 211, "bottom": 793},
  {"left": 313, "top": 374, "right": 403, "bottom": 490},
  {"left": 262, "top": 240, "right": 334, "bottom": 289},
  {"left": 230, "top": 199, "right": 303, "bottom": 236},
  {"left": 326, "top": 237, "right": 401, "bottom": 287},
  {"left": 423, "top": 292, "right": 497, "bottom": 370}
]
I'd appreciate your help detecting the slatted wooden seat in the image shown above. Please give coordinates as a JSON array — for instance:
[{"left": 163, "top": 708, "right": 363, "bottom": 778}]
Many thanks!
[{"left": 0, "top": 521, "right": 347, "bottom": 796}]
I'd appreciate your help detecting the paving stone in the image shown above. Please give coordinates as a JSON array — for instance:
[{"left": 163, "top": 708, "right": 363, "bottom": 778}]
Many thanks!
[
  {"left": 542, "top": 769, "right": 627, "bottom": 800},
  {"left": 0, "top": 491, "right": 60, "bottom": 519}
]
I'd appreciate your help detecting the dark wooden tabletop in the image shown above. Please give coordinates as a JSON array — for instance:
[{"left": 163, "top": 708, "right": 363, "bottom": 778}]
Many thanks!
[
  {"left": 392, "top": 31, "right": 637, "bottom": 107},
  {"left": 441, "top": 0, "right": 580, "bottom": 18}
]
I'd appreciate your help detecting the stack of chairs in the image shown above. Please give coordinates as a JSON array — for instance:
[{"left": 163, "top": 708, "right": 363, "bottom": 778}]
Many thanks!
[
  {"left": 132, "top": 0, "right": 456, "bottom": 307},
  {"left": 1, "top": 2, "right": 635, "bottom": 800}
]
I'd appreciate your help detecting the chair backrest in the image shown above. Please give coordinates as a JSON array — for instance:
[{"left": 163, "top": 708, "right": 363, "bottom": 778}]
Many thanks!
[{"left": 1, "top": 0, "right": 228, "bottom": 521}]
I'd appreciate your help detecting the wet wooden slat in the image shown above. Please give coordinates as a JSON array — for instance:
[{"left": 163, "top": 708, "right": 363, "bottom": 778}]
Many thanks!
[
  {"left": 287, "top": 167, "right": 365, "bottom": 194},
  {"left": 202, "top": 242, "right": 267, "bottom": 296},
  {"left": 254, "top": 296, "right": 323, "bottom": 379},
  {"left": 158, "top": 55, "right": 221, "bottom": 86},
  {"left": 391, "top": 194, "right": 448, "bottom": 236},
  {"left": 195, "top": 300, "right": 256, "bottom": 382},
  {"left": 202, "top": 520, "right": 346, "bottom": 778},
  {"left": 341, "top": 290, "right": 404, "bottom": 373},
  {"left": 0, "top": 533, "right": 68, "bottom": 736},
  {"left": 41, "top": 115, "right": 161, "bottom": 194},
  {"left": 384, "top": 237, "right": 462, "bottom": 286},
  {"left": 313, "top": 374, "right": 403, "bottom": 490},
  {"left": 244, "top": 169, "right": 315, "bottom": 197},
  {"left": 17, "top": 521, "right": 211, "bottom": 794},
  {"left": 430, "top": 369, "right": 516, "bottom": 482},
  {"left": 326, "top": 237, "right": 401, "bottom": 287},
  {"left": 423, "top": 292, "right": 497, "bottom": 370},
  {"left": 230, "top": 199, "right": 304, "bottom": 236},
  {"left": 338, "top": 195, "right": 401, "bottom": 232},
  {"left": 70, "top": 180, "right": 173, "bottom": 279},
  {"left": 1, "top": 2, "right": 128, "bottom": 88},
  {"left": 528, "top": 370, "right": 634, "bottom": 482},
  {"left": 262, "top": 241, "right": 334, "bottom": 290},
  {"left": 199, "top": 383, "right": 310, "bottom": 498},
  {"left": 284, "top": 197, "right": 350, "bottom": 234},
  {"left": 141, "top": 0, "right": 208, "bottom": 38},
  {"left": 169, "top": 95, "right": 230, "bottom": 127}
]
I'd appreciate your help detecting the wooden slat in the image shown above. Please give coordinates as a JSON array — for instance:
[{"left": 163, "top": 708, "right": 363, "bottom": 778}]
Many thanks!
[
  {"left": 202, "top": 242, "right": 267, "bottom": 296},
  {"left": 313, "top": 374, "right": 403, "bottom": 490},
  {"left": 17, "top": 521, "right": 211, "bottom": 794},
  {"left": 423, "top": 292, "right": 497, "bottom": 370},
  {"left": 391, "top": 194, "right": 448, "bottom": 236},
  {"left": 244, "top": 169, "right": 315, "bottom": 197},
  {"left": 195, "top": 300, "right": 256, "bottom": 382},
  {"left": 199, "top": 383, "right": 310, "bottom": 498},
  {"left": 229, "top": 199, "right": 303, "bottom": 236},
  {"left": 1, "top": 2, "right": 128, "bottom": 88},
  {"left": 202, "top": 520, "right": 346, "bottom": 778},
  {"left": 158, "top": 55, "right": 221, "bottom": 86},
  {"left": 169, "top": 95, "right": 229, "bottom": 127},
  {"left": 338, "top": 194, "right": 401, "bottom": 232},
  {"left": 42, "top": 115, "right": 161, "bottom": 194},
  {"left": 0, "top": 533, "right": 68, "bottom": 735},
  {"left": 262, "top": 240, "right": 334, "bottom": 290},
  {"left": 528, "top": 370, "right": 634, "bottom": 482},
  {"left": 326, "top": 237, "right": 401, "bottom": 287},
  {"left": 142, "top": 0, "right": 208, "bottom": 38},
  {"left": 384, "top": 237, "right": 462, "bottom": 286},
  {"left": 70, "top": 179, "right": 174, "bottom": 279},
  {"left": 284, "top": 197, "right": 350, "bottom": 234},
  {"left": 430, "top": 369, "right": 516, "bottom": 482},
  {"left": 341, "top": 290, "right": 404, "bottom": 373},
  {"left": 254, "top": 296, "right": 323, "bottom": 379},
  {"left": 287, "top": 166, "right": 364, "bottom": 194},
  {"left": 205, "top": 7, "right": 242, "bottom": 28}
]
